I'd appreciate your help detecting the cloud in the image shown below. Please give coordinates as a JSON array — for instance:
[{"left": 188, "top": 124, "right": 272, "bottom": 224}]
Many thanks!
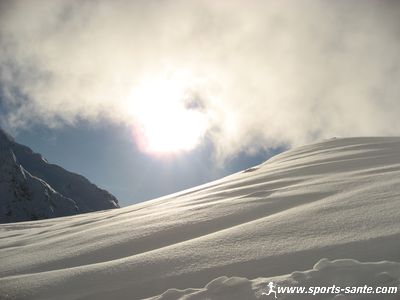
[{"left": 1, "top": 0, "right": 400, "bottom": 159}]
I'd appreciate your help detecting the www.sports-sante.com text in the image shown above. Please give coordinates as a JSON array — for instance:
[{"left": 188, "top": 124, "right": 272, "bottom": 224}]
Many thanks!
[{"left": 277, "top": 285, "right": 398, "bottom": 296}]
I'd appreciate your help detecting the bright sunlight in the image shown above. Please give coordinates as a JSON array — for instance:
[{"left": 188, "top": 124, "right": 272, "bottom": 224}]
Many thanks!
[{"left": 126, "top": 72, "right": 209, "bottom": 155}]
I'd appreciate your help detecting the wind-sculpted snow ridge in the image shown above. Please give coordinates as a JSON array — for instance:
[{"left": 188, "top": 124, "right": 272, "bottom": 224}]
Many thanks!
[
  {"left": 1, "top": 137, "right": 400, "bottom": 300},
  {"left": 149, "top": 259, "right": 400, "bottom": 300}
]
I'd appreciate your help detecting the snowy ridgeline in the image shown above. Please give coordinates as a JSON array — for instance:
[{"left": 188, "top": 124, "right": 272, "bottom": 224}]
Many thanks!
[
  {"left": 0, "top": 129, "right": 119, "bottom": 223},
  {"left": 0, "top": 137, "right": 400, "bottom": 300}
]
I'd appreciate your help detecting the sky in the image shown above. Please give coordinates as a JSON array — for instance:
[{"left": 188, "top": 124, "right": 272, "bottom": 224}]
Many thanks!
[
  {"left": 1, "top": 0, "right": 400, "bottom": 205},
  {"left": 10, "top": 121, "right": 277, "bottom": 205}
]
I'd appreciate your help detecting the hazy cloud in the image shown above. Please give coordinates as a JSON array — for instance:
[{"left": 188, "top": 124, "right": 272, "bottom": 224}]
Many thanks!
[{"left": 1, "top": 0, "right": 400, "bottom": 159}]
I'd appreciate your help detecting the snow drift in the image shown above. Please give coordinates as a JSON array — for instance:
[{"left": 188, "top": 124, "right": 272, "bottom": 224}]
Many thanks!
[
  {"left": 0, "top": 137, "right": 399, "bottom": 299},
  {"left": 151, "top": 259, "right": 400, "bottom": 300}
]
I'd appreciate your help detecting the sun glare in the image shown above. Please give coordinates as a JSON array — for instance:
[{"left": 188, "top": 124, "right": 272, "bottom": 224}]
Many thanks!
[{"left": 126, "top": 72, "right": 209, "bottom": 155}]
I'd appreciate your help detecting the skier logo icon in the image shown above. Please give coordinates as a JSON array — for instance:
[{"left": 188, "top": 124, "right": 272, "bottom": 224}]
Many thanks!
[{"left": 262, "top": 282, "right": 277, "bottom": 299}]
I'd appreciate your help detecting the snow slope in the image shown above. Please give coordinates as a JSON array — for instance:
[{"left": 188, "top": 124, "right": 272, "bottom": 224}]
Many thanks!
[
  {"left": 0, "top": 129, "right": 119, "bottom": 223},
  {"left": 0, "top": 137, "right": 399, "bottom": 299}
]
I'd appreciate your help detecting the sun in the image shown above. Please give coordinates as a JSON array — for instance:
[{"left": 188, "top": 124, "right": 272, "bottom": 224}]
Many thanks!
[{"left": 125, "top": 72, "right": 209, "bottom": 155}]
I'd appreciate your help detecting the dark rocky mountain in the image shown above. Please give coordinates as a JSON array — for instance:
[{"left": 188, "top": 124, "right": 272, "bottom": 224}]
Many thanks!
[{"left": 0, "top": 128, "right": 119, "bottom": 223}]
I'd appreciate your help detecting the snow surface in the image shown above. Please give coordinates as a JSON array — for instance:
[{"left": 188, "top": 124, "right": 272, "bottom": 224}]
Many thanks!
[
  {"left": 1, "top": 137, "right": 400, "bottom": 299},
  {"left": 150, "top": 259, "right": 400, "bottom": 300}
]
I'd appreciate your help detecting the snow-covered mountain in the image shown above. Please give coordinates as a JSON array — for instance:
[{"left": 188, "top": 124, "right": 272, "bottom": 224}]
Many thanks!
[
  {"left": 0, "top": 129, "right": 119, "bottom": 223},
  {"left": 0, "top": 137, "right": 399, "bottom": 300}
]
